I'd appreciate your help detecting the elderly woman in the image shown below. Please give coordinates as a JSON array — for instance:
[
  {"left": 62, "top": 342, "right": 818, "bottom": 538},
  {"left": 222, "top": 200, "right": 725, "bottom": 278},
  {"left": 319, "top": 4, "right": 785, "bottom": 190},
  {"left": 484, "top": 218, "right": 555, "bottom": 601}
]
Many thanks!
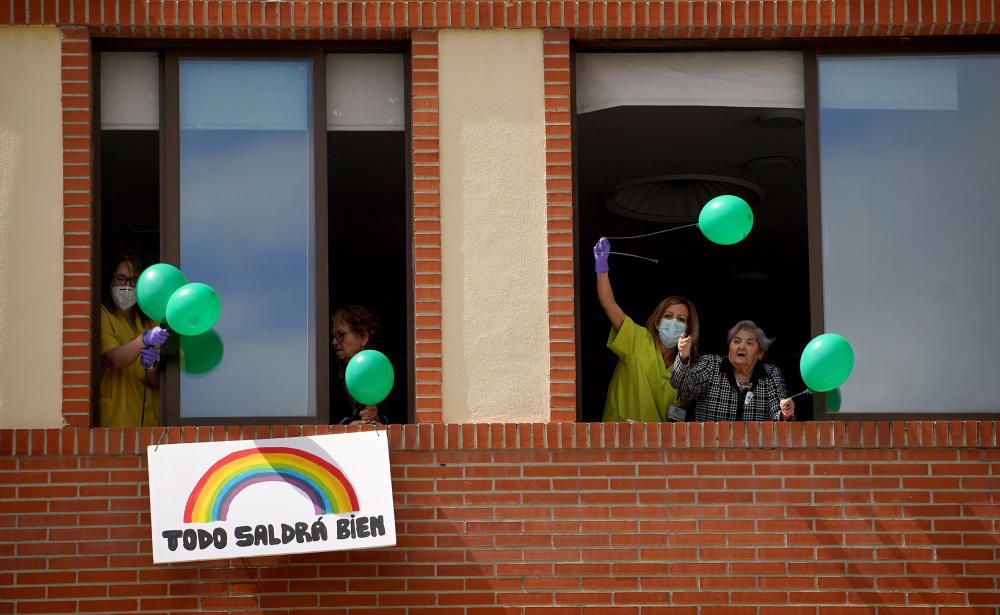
[
  {"left": 331, "top": 305, "right": 388, "bottom": 426},
  {"left": 672, "top": 320, "right": 795, "bottom": 422},
  {"left": 594, "top": 237, "right": 700, "bottom": 423}
]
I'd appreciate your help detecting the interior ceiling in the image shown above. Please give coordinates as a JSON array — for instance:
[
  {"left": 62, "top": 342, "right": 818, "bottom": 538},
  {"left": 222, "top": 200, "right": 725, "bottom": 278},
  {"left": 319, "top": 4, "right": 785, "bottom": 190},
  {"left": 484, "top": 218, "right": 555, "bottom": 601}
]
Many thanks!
[{"left": 577, "top": 105, "right": 808, "bottom": 269}]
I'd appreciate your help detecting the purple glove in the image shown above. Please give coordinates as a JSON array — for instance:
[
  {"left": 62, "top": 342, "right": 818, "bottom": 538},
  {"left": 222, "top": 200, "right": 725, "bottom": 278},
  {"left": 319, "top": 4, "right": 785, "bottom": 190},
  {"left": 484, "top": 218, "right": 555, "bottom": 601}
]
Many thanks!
[
  {"left": 142, "top": 326, "right": 170, "bottom": 347},
  {"left": 594, "top": 237, "right": 610, "bottom": 274},
  {"left": 139, "top": 346, "right": 160, "bottom": 369}
]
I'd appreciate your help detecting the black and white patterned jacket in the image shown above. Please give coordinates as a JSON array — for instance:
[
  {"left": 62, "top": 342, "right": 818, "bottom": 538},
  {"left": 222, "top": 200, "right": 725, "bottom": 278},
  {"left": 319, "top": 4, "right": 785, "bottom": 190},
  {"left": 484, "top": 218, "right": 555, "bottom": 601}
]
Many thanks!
[{"left": 670, "top": 354, "right": 788, "bottom": 422}]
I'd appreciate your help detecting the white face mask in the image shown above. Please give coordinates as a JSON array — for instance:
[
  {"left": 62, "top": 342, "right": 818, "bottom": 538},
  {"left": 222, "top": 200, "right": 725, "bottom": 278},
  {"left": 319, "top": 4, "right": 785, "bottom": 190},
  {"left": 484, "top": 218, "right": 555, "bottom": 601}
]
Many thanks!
[
  {"left": 657, "top": 318, "right": 686, "bottom": 347},
  {"left": 111, "top": 286, "right": 137, "bottom": 311}
]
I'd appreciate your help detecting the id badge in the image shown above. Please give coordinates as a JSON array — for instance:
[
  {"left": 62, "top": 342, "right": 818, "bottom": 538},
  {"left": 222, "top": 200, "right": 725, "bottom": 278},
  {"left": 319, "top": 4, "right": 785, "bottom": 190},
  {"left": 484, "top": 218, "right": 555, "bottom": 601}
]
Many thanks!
[{"left": 667, "top": 405, "right": 687, "bottom": 422}]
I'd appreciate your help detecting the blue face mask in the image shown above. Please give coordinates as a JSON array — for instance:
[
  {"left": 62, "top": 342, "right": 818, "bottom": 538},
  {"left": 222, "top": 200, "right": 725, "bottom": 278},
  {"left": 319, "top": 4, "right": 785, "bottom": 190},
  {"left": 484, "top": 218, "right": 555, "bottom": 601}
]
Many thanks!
[{"left": 657, "top": 318, "right": 686, "bottom": 348}]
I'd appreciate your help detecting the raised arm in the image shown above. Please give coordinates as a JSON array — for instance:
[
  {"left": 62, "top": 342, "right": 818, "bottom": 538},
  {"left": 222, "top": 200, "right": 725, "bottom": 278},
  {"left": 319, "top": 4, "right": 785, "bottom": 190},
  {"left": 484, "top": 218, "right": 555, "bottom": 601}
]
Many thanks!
[
  {"left": 671, "top": 345, "right": 716, "bottom": 399},
  {"left": 594, "top": 237, "right": 626, "bottom": 332}
]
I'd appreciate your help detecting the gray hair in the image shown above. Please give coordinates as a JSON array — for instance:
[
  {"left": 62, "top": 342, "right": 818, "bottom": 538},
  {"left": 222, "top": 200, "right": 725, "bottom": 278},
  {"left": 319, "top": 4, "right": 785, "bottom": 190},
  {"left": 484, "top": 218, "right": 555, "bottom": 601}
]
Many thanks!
[{"left": 727, "top": 320, "right": 775, "bottom": 352}]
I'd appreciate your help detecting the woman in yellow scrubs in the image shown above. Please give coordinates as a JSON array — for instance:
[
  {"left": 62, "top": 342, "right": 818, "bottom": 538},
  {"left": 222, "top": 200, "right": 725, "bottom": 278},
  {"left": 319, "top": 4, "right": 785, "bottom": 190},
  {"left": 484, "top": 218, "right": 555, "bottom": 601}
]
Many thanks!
[
  {"left": 99, "top": 250, "right": 170, "bottom": 427},
  {"left": 594, "top": 237, "right": 700, "bottom": 423}
]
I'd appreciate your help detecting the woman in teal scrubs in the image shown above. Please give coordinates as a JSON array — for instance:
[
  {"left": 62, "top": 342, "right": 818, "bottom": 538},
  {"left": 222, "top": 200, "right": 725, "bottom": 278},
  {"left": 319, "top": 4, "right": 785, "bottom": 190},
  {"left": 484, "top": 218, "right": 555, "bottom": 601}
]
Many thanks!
[{"left": 594, "top": 237, "right": 700, "bottom": 422}]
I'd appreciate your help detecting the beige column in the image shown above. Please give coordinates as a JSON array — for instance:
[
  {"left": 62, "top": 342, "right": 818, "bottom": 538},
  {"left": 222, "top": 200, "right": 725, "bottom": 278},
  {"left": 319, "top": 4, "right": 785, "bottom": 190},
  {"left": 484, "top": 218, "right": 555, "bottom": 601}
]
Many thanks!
[
  {"left": 0, "top": 26, "right": 65, "bottom": 428},
  {"left": 438, "top": 30, "right": 551, "bottom": 423}
]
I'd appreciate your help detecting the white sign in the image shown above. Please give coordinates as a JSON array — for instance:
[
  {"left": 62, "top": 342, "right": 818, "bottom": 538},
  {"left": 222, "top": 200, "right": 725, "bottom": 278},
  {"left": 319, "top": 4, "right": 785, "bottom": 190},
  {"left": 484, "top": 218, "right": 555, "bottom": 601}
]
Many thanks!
[{"left": 148, "top": 431, "right": 395, "bottom": 564}]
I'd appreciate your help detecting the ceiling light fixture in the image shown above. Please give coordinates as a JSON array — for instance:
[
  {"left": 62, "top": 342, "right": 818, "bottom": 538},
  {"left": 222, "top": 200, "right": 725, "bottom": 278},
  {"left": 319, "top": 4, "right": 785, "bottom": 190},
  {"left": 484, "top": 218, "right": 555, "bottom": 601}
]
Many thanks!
[
  {"left": 757, "top": 110, "right": 804, "bottom": 130},
  {"left": 605, "top": 175, "right": 765, "bottom": 223}
]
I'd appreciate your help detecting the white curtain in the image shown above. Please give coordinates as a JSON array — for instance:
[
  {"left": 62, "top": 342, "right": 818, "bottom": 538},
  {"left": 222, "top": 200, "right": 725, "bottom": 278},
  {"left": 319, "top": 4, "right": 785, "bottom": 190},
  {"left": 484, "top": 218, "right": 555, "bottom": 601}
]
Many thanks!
[
  {"left": 100, "top": 52, "right": 159, "bottom": 130},
  {"left": 326, "top": 54, "right": 405, "bottom": 131},
  {"left": 576, "top": 51, "right": 804, "bottom": 113}
]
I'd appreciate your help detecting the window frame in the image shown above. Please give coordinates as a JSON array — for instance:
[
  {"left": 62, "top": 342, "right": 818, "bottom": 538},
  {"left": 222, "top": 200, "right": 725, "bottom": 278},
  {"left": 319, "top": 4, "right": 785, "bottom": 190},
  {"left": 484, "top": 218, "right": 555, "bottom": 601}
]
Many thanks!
[
  {"left": 161, "top": 49, "right": 328, "bottom": 426},
  {"left": 571, "top": 36, "right": 1000, "bottom": 422},
  {"left": 807, "top": 41, "right": 1000, "bottom": 421},
  {"left": 92, "top": 40, "right": 414, "bottom": 427}
]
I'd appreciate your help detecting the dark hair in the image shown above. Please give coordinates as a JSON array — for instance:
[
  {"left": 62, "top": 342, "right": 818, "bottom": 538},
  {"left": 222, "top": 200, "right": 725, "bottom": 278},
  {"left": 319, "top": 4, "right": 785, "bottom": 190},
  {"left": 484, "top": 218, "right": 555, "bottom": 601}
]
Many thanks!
[
  {"left": 645, "top": 295, "right": 700, "bottom": 363},
  {"left": 331, "top": 305, "right": 382, "bottom": 347},
  {"left": 102, "top": 249, "right": 142, "bottom": 311}
]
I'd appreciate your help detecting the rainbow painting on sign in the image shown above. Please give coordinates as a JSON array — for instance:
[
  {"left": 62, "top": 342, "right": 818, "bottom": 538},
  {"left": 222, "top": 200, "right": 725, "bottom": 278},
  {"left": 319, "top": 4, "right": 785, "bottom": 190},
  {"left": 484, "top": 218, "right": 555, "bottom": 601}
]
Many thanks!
[{"left": 183, "top": 447, "right": 360, "bottom": 523}]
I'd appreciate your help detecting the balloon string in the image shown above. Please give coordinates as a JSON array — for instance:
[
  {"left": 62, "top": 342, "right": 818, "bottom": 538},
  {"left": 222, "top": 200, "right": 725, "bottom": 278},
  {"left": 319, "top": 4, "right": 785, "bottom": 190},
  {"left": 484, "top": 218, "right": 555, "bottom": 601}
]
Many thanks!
[
  {"left": 154, "top": 427, "right": 168, "bottom": 452},
  {"left": 609, "top": 251, "right": 659, "bottom": 264},
  {"left": 788, "top": 389, "right": 811, "bottom": 400},
  {"left": 605, "top": 223, "right": 697, "bottom": 241}
]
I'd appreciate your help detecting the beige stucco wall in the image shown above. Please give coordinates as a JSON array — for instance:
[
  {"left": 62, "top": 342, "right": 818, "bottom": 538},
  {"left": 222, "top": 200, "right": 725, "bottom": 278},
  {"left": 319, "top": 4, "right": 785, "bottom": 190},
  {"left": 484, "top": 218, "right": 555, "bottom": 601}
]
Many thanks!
[
  {"left": 0, "top": 26, "right": 65, "bottom": 428},
  {"left": 438, "top": 30, "right": 551, "bottom": 423}
]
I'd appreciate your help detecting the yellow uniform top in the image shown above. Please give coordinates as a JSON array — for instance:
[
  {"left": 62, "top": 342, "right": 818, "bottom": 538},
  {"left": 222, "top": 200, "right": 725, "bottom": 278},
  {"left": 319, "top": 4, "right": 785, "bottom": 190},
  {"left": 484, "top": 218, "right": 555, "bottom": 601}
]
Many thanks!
[
  {"left": 601, "top": 316, "right": 679, "bottom": 423},
  {"left": 99, "top": 305, "right": 160, "bottom": 427}
]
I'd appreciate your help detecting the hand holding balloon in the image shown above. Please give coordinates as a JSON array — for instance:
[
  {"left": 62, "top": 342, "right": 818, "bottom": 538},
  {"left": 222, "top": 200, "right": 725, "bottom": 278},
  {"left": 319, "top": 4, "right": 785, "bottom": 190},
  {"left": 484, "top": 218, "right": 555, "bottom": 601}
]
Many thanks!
[
  {"left": 786, "top": 334, "right": 855, "bottom": 408},
  {"left": 594, "top": 237, "right": 610, "bottom": 273},
  {"left": 359, "top": 406, "right": 381, "bottom": 425},
  {"left": 779, "top": 397, "right": 795, "bottom": 420},
  {"left": 141, "top": 326, "right": 170, "bottom": 347},
  {"left": 600, "top": 194, "right": 754, "bottom": 266}
]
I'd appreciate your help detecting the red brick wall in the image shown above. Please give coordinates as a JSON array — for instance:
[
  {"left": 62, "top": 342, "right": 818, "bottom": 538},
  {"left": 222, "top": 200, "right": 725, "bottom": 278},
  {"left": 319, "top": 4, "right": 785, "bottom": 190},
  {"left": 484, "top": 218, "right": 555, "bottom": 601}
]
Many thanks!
[
  {"left": 544, "top": 29, "right": 577, "bottom": 422},
  {"left": 6, "top": 0, "right": 997, "bottom": 36},
  {"left": 2, "top": 421, "right": 999, "bottom": 613},
  {"left": 411, "top": 29, "right": 443, "bottom": 424},
  {"left": 60, "top": 26, "right": 95, "bottom": 428}
]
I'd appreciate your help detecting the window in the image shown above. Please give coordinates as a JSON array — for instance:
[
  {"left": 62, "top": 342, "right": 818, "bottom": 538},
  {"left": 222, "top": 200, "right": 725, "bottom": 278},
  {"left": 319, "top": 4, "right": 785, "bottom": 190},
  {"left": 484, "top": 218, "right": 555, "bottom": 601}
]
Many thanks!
[
  {"left": 574, "top": 47, "right": 1000, "bottom": 421},
  {"left": 575, "top": 51, "right": 813, "bottom": 421},
  {"left": 97, "top": 47, "right": 409, "bottom": 426},
  {"left": 170, "top": 56, "right": 320, "bottom": 422},
  {"left": 325, "top": 54, "right": 408, "bottom": 427},
  {"left": 816, "top": 53, "right": 1000, "bottom": 415}
]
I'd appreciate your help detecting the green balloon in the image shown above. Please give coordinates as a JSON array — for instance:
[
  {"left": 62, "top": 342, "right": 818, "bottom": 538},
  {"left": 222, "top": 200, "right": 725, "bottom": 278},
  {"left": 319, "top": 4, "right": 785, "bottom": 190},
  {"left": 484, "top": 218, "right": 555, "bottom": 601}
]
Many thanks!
[
  {"left": 800, "top": 333, "right": 855, "bottom": 393},
  {"left": 820, "top": 387, "right": 843, "bottom": 413},
  {"left": 345, "top": 349, "right": 395, "bottom": 406},
  {"left": 165, "top": 283, "right": 221, "bottom": 336},
  {"left": 180, "top": 329, "right": 224, "bottom": 375},
  {"left": 698, "top": 195, "right": 754, "bottom": 245},
  {"left": 136, "top": 263, "right": 187, "bottom": 323}
]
